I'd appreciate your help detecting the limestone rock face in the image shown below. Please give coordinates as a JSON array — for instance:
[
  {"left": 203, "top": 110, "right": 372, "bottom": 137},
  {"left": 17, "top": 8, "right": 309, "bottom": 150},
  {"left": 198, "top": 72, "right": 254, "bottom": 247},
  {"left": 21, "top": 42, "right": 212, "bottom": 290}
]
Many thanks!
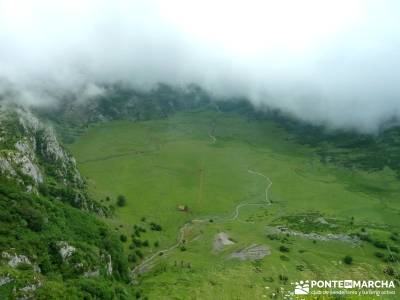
[
  {"left": 0, "top": 105, "right": 83, "bottom": 190},
  {"left": 2, "top": 251, "right": 31, "bottom": 268},
  {"left": 83, "top": 270, "right": 100, "bottom": 278},
  {"left": 57, "top": 241, "right": 76, "bottom": 261},
  {"left": 106, "top": 254, "right": 113, "bottom": 276},
  {"left": 0, "top": 276, "right": 13, "bottom": 287}
]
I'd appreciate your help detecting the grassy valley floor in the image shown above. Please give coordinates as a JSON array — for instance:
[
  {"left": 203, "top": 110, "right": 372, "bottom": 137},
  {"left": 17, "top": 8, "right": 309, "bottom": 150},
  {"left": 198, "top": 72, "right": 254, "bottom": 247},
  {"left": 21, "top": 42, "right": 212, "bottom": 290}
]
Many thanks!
[{"left": 69, "top": 109, "right": 400, "bottom": 299}]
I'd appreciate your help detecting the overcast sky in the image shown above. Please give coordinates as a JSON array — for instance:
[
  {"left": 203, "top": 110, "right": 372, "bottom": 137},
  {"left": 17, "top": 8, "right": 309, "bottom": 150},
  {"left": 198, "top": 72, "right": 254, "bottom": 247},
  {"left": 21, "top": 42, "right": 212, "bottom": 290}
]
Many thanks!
[{"left": 1, "top": 0, "right": 400, "bottom": 132}]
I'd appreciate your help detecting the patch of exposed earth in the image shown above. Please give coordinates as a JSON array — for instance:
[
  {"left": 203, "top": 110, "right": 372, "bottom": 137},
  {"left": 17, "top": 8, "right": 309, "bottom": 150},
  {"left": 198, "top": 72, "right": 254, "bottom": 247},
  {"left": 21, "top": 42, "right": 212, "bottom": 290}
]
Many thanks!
[
  {"left": 230, "top": 244, "right": 271, "bottom": 261},
  {"left": 213, "top": 232, "right": 235, "bottom": 252}
]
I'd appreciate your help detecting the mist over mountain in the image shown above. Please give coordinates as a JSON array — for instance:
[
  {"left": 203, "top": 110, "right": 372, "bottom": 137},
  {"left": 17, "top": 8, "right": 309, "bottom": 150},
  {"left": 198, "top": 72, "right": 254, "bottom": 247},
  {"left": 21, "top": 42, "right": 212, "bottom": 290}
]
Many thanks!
[{"left": 1, "top": 0, "right": 400, "bottom": 132}]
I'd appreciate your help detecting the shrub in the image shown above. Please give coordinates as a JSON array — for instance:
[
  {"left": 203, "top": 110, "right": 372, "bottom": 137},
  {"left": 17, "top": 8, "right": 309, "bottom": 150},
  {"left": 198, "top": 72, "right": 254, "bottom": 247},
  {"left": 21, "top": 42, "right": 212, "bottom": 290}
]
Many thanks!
[
  {"left": 132, "top": 238, "right": 142, "bottom": 247},
  {"left": 128, "top": 254, "right": 137, "bottom": 263},
  {"left": 296, "top": 265, "right": 305, "bottom": 271},
  {"left": 135, "top": 290, "right": 142, "bottom": 299},
  {"left": 19, "top": 207, "right": 45, "bottom": 232},
  {"left": 343, "top": 255, "right": 353, "bottom": 265},
  {"left": 385, "top": 254, "right": 399, "bottom": 263},
  {"left": 38, "top": 183, "right": 49, "bottom": 196},
  {"left": 373, "top": 240, "right": 387, "bottom": 249},
  {"left": 279, "top": 274, "right": 288, "bottom": 283},
  {"left": 120, "top": 234, "right": 127, "bottom": 242},
  {"left": 150, "top": 222, "right": 162, "bottom": 231},
  {"left": 279, "top": 245, "right": 290, "bottom": 252},
  {"left": 135, "top": 250, "right": 143, "bottom": 258},
  {"left": 384, "top": 266, "right": 395, "bottom": 276},
  {"left": 117, "top": 195, "right": 127, "bottom": 207}
]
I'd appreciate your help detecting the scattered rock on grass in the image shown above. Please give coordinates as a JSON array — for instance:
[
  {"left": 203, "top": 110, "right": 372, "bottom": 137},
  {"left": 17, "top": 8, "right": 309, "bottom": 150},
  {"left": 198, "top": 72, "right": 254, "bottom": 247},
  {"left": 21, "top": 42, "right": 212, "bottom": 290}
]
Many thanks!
[{"left": 230, "top": 244, "right": 271, "bottom": 261}]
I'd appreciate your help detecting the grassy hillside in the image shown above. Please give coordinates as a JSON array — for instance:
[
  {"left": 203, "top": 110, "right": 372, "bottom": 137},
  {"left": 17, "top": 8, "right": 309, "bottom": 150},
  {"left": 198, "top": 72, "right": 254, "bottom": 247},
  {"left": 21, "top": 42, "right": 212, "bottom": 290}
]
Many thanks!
[{"left": 69, "top": 109, "right": 400, "bottom": 299}]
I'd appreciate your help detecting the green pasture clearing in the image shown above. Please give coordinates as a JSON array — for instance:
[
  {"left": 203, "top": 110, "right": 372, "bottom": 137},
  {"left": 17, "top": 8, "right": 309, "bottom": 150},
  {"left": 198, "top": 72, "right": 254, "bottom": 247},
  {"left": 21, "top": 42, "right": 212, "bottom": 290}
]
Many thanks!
[{"left": 69, "top": 109, "right": 400, "bottom": 299}]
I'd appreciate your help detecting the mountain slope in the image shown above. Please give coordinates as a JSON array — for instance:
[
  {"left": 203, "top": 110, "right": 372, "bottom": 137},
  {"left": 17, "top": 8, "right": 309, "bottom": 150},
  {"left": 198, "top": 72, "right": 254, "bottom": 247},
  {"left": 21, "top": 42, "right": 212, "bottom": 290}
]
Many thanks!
[{"left": 0, "top": 104, "right": 135, "bottom": 299}]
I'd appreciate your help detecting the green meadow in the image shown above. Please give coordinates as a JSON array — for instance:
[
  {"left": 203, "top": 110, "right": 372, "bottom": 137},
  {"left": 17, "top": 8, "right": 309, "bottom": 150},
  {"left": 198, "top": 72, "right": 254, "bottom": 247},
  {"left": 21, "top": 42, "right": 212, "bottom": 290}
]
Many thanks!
[{"left": 69, "top": 109, "right": 400, "bottom": 299}]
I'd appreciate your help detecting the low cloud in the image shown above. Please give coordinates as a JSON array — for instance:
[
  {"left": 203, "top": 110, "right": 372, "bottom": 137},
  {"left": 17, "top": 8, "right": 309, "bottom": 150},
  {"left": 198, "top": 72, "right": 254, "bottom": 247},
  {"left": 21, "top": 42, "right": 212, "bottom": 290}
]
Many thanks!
[{"left": 1, "top": 0, "right": 400, "bottom": 132}]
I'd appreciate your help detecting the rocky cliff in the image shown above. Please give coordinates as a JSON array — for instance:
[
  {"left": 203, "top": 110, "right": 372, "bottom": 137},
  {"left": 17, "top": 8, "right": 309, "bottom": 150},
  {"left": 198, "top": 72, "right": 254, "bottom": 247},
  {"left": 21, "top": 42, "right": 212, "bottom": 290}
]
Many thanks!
[{"left": 0, "top": 105, "right": 96, "bottom": 210}]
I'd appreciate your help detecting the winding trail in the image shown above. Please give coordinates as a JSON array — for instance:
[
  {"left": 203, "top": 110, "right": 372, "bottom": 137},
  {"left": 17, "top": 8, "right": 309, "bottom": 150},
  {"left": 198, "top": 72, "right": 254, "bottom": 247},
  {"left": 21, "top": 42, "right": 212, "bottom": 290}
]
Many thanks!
[{"left": 132, "top": 168, "right": 273, "bottom": 277}]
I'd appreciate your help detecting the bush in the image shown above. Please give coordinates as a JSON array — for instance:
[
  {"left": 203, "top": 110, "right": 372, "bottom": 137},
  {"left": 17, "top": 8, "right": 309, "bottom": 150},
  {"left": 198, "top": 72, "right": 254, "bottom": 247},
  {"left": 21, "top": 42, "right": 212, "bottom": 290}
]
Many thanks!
[
  {"left": 128, "top": 254, "right": 137, "bottom": 263},
  {"left": 135, "top": 250, "right": 143, "bottom": 258},
  {"left": 120, "top": 234, "right": 127, "bottom": 242},
  {"left": 19, "top": 207, "right": 45, "bottom": 232},
  {"left": 150, "top": 222, "right": 162, "bottom": 231},
  {"left": 343, "top": 255, "right": 353, "bottom": 265},
  {"left": 132, "top": 238, "right": 142, "bottom": 247},
  {"left": 38, "top": 183, "right": 49, "bottom": 196},
  {"left": 135, "top": 290, "right": 142, "bottom": 299},
  {"left": 279, "top": 245, "right": 290, "bottom": 252},
  {"left": 384, "top": 266, "right": 395, "bottom": 276},
  {"left": 373, "top": 240, "right": 387, "bottom": 249},
  {"left": 385, "top": 254, "right": 399, "bottom": 263},
  {"left": 279, "top": 274, "right": 288, "bottom": 283},
  {"left": 79, "top": 279, "right": 115, "bottom": 300},
  {"left": 390, "top": 233, "right": 399, "bottom": 241},
  {"left": 117, "top": 195, "right": 127, "bottom": 207},
  {"left": 296, "top": 265, "right": 305, "bottom": 271}
]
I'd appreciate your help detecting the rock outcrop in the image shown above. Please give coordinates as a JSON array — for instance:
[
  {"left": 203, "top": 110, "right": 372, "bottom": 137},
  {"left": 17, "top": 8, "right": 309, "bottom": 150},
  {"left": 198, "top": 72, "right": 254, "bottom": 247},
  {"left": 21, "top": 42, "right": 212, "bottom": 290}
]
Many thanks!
[
  {"left": 0, "top": 105, "right": 85, "bottom": 200},
  {"left": 2, "top": 251, "right": 31, "bottom": 268},
  {"left": 57, "top": 241, "right": 76, "bottom": 261},
  {"left": 230, "top": 244, "right": 271, "bottom": 261}
]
